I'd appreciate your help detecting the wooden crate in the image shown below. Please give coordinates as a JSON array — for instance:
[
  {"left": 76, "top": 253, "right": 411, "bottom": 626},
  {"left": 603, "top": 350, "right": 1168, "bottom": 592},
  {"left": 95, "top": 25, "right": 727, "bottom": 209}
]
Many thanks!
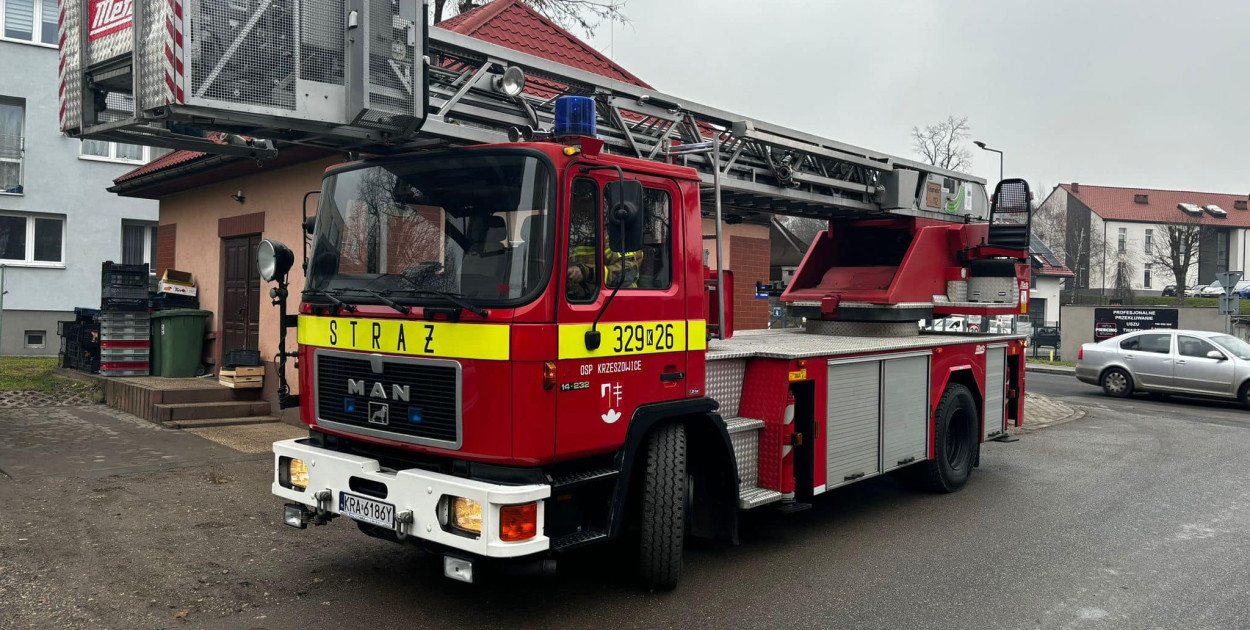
[{"left": 219, "top": 367, "right": 264, "bottom": 389}]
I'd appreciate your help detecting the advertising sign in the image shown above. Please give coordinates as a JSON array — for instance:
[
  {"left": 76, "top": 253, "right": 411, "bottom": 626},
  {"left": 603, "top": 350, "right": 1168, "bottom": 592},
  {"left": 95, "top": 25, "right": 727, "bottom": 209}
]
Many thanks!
[{"left": 1092, "top": 307, "right": 1179, "bottom": 341}]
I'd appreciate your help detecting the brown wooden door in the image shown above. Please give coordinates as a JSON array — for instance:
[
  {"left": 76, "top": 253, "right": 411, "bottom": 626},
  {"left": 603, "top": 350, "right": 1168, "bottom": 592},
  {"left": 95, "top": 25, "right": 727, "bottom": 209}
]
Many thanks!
[{"left": 222, "top": 235, "right": 261, "bottom": 353}]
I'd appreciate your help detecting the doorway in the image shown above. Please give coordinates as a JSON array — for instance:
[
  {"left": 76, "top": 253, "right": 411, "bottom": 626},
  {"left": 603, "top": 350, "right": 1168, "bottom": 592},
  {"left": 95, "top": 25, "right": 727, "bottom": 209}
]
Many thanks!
[{"left": 221, "top": 234, "right": 261, "bottom": 355}]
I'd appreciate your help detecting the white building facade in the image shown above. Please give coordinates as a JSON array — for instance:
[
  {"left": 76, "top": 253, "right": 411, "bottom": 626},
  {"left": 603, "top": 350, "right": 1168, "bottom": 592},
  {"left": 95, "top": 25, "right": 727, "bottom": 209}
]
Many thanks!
[{"left": 0, "top": 3, "right": 160, "bottom": 355}]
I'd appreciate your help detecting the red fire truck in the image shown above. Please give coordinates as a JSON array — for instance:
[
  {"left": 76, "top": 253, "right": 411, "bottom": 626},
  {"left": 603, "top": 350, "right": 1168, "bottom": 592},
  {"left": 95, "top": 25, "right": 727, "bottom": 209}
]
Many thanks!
[{"left": 60, "top": 0, "right": 1030, "bottom": 589}]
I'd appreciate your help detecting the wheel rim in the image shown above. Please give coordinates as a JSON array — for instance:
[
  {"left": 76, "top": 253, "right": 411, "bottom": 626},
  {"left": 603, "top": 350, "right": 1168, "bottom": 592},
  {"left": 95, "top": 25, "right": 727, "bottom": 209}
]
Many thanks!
[
  {"left": 1105, "top": 372, "right": 1127, "bottom": 394},
  {"left": 944, "top": 405, "right": 972, "bottom": 470}
]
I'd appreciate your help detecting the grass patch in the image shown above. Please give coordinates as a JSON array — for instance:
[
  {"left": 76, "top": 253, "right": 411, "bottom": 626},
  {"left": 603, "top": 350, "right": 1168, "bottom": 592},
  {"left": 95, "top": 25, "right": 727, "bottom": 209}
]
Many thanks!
[
  {"left": 0, "top": 356, "right": 98, "bottom": 396},
  {"left": 1026, "top": 358, "right": 1076, "bottom": 368}
]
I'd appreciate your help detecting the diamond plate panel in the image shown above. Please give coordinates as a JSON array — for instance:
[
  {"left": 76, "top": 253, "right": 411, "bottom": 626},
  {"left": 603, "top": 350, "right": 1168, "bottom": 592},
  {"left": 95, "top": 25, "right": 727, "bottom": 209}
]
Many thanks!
[
  {"left": 59, "top": 0, "right": 82, "bottom": 132},
  {"left": 706, "top": 358, "right": 745, "bottom": 418},
  {"left": 729, "top": 424, "right": 760, "bottom": 488},
  {"left": 946, "top": 280, "right": 968, "bottom": 302},
  {"left": 137, "top": 0, "right": 176, "bottom": 109},
  {"left": 805, "top": 320, "right": 918, "bottom": 338},
  {"left": 968, "top": 277, "right": 1017, "bottom": 304}
]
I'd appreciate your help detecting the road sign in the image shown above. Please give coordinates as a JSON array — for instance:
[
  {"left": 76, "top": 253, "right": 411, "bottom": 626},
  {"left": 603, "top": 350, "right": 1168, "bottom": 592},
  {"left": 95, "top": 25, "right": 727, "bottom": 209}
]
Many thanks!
[
  {"left": 1220, "top": 294, "right": 1240, "bottom": 315},
  {"left": 1216, "top": 271, "right": 1242, "bottom": 293}
]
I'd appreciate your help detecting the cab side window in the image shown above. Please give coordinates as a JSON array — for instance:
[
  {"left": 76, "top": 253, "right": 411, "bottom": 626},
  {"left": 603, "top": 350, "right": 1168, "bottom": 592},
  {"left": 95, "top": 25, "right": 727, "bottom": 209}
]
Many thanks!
[
  {"left": 1177, "top": 336, "right": 1218, "bottom": 358},
  {"left": 601, "top": 187, "right": 672, "bottom": 290},
  {"left": 566, "top": 178, "right": 599, "bottom": 303}
]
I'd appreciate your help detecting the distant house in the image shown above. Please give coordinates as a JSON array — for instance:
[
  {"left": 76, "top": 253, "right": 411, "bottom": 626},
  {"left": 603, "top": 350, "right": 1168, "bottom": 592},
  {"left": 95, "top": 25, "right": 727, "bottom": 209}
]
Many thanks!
[
  {"left": 1038, "top": 183, "right": 1250, "bottom": 294},
  {"left": 1028, "top": 234, "right": 1072, "bottom": 328}
]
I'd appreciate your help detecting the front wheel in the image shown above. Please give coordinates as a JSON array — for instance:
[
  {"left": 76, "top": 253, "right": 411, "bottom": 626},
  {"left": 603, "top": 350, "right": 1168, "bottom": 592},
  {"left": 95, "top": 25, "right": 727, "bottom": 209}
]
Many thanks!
[
  {"left": 638, "top": 423, "right": 687, "bottom": 590},
  {"left": 912, "top": 383, "right": 979, "bottom": 493}
]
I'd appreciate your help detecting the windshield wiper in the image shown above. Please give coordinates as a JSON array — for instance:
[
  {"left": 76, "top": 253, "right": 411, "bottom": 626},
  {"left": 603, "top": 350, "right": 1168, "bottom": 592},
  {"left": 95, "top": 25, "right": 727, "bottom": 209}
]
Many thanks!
[
  {"left": 303, "top": 288, "right": 356, "bottom": 313},
  {"left": 399, "top": 289, "right": 488, "bottom": 318},
  {"left": 331, "top": 287, "right": 410, "bottom": 315}
]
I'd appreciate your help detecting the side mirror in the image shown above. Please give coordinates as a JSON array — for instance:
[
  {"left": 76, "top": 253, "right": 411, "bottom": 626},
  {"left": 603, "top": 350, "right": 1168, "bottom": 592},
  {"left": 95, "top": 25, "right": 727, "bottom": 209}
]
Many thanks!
[
  {"left": 1207, "top": 350, "right": 1227, "bottom": 361},
  {"left": 303, "top": 215, "right": 317, "bottom": 234},
  {"left": 605, "top": 180, "right": 644, "bottom": 253}
]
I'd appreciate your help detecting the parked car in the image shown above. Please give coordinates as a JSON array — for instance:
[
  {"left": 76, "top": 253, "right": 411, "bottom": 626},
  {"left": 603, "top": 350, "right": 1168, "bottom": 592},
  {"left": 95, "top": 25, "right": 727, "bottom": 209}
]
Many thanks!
[
  {"left": 1198, "top": 283, "right": 1227, "bottom": 297},
  {"left": 1032, "top": 326, "right": 1061, "bottom": 349},
  {"left": 1233, "top": 280, "right": 1250, "bottom": 299},
  {"left": 1076, "top": 329, "right": 1250, "bottom": 406},
  {"left": 1161, "top": 285, "right": 1177, "bottom": 297}
]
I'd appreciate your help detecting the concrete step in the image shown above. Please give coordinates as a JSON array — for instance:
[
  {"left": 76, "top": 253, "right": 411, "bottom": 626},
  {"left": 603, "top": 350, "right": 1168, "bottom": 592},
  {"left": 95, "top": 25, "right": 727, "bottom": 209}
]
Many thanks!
[
  {"left": 164, "top": 416, "right": 281, "bottom": 430},
  {"left": 159, "top": 387, "right": 261, "bottom": 405},
  {"left": 153, "top": 401, "right": 272, "bottom": 422}
]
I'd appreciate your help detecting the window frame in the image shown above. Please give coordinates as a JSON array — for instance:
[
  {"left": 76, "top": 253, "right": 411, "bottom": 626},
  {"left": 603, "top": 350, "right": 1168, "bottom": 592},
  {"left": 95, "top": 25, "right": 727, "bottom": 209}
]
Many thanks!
[
  {"left": 1144, "top": 262, "right": 1152, "bottom": 289},
  {"left": 0, "top": 96, "right": 24, "bottom": 195},
  {"left": 80, "top": 140, "right": 152, "bottom": 165},
  {"left": 23, "top": 329, "right": 45, "bottom": 349},
  {"left": 0, "top": 211, "right": 66, "bottom": 267},
  {"left": 1117, "top": 227, "right": 1127, "bottom": 255},
  {"left": 1144, "top": 228, "right": 1153, "bottom": 255},
  {"left": 1176, "top": 335, "right": 1218, "bottom": 359},
  {"left": 599, "top": 184, "right": 674, "bottom": 292},
  {"left": 0, "top": 0, "right": 59, "bottom": 48},
  {"left": 121, "top": 221, "right": 158, "bottom": 266},
  {"left": 565, "top": 176, "right": 601, "bottom": 304},
  {"left": 1120, "top": 332, "right": 1172, "bottom": 354}
]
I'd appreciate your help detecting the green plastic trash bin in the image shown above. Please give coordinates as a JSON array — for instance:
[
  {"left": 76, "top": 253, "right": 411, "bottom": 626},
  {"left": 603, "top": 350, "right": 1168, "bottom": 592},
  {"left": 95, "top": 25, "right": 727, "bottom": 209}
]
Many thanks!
[{"left": 150, "top": 309, "right": 212, "bottom": 377}]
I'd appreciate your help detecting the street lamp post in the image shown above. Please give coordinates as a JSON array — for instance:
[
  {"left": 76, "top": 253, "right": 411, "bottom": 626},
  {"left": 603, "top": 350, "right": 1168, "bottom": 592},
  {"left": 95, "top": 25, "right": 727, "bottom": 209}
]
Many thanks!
[
  {"left": 975, "top": 141, "right": 1014, "bottom": 333},
  {"left": 974, "top": 140, "right": 1004, "bottom": 183}
]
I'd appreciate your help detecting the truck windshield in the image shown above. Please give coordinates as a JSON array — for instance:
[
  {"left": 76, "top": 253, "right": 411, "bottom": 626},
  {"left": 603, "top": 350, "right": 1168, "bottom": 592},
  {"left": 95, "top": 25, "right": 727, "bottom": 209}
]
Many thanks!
[{"left": 307, "top": 152, "right": 553, "bottom": 307}]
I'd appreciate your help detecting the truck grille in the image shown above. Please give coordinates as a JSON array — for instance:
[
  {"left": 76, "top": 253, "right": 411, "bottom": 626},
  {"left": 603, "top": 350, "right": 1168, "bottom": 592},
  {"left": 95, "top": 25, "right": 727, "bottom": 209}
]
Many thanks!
[{"left": 315, "top": 350, "right": 461, "bottom": 448}]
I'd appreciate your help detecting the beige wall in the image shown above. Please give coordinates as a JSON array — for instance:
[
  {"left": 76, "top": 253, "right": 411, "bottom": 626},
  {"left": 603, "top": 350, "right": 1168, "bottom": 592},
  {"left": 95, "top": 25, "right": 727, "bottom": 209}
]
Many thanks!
[
  {"left": 158, "top": 157, "right": 340, "bottom": 411},
  {"left": 699, "top": 219, "right": 769, "bottom": 269}
]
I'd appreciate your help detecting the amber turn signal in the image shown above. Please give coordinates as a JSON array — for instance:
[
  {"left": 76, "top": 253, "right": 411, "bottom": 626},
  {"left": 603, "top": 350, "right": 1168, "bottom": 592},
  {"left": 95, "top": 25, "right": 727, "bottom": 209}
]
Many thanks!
[
  {"left": 542, "top": 361, "right": 557, "bottom": 390},
  {"left": 499, "top": 502, "right": 538, "bottom": 542}
]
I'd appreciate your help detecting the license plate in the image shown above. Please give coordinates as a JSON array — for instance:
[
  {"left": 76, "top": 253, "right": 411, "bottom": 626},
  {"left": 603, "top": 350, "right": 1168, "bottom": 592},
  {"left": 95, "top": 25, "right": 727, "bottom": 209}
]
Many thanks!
[{"left": 338, "top": 492, "right": 395, "bottom": 528}]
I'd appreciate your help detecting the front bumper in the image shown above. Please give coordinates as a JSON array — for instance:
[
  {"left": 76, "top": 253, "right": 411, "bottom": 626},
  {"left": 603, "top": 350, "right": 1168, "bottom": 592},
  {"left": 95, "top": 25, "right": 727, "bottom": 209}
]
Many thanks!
[{"left": 272, "top": 439, "right": 550, "bottom": 558}]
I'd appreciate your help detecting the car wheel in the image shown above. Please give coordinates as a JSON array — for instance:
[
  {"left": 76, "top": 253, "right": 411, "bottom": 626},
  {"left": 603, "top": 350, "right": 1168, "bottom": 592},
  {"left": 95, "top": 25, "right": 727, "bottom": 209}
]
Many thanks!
[
  {"left": 1239, "top": 382, "right": 1250, "bottom": 411},
  {"left": 1101, "top": 368, "right": 1133, "bottom": 398}
]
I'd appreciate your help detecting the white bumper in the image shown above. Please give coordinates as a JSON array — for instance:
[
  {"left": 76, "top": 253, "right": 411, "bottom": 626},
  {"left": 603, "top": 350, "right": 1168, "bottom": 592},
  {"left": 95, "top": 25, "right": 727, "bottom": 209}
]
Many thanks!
[{"left": 271, "top": 438, "right": 550, "bottom": 558}]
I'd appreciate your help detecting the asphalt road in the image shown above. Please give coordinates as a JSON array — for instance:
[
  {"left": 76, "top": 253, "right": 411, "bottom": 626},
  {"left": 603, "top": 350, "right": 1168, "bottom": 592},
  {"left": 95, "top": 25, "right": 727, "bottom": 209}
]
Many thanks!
[
  {"left": 1029, "top": 370, "right": 1250, "bottom": 428},
  {"left": 3, "top": 396, "right": 1250, "bottom": 629}
]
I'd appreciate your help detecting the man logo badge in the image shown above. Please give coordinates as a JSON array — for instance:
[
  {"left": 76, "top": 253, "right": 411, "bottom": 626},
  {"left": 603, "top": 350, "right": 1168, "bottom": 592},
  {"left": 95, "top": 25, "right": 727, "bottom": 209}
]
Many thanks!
[{"left": 367, "top": 401, "right": 390, "bottom": 425}]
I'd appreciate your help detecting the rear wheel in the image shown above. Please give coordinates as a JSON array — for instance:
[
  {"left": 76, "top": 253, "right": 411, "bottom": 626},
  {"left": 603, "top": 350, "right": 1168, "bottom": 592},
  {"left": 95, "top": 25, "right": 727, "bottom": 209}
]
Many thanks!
[
  {"left": 913, "top": 383, "right": 978, "bottom": 493},
  {"left": 1101, "top": 368, "right": 1133, "bottom": 398},
  {"left": 637, "top": 423, "right": 687, "bottom": 590}
]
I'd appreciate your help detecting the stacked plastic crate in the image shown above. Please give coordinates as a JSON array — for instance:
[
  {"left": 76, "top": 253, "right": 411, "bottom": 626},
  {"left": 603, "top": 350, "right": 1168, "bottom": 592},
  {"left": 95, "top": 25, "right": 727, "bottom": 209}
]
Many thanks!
[
  {"left": 99, "top": 262, "right": 152, "bottom": 377},
  {"left": 58, "top": 308, "right": 101, "bottom": 373}
]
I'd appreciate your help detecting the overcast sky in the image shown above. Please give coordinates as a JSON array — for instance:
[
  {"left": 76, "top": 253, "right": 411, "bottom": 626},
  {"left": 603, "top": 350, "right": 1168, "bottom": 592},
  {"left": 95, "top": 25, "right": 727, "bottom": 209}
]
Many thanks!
[{"left": 582, "top": 0, "right": 1250, "bottom": 196}]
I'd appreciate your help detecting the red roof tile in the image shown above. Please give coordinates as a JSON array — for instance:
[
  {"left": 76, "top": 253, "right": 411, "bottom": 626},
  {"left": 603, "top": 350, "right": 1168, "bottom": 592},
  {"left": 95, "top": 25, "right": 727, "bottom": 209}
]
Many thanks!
[
  {"left": 115, "top": 148, "right": 208, "bottom": 182},
  {"left": 1060, "top": 184, "right": 1250, "bottom": 228},
  {"left": 436, "top": 0, "right": 651, "bottom": 89}
]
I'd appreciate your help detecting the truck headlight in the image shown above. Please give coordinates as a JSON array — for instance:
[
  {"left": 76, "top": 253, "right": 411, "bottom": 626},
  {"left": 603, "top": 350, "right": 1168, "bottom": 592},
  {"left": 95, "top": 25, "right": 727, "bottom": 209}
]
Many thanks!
[
  {"left": 281, "top": 457, "right": 309, "bottom": 490},
  {"left": 451, "top": 497, "right": 483, "bottom": 535}
]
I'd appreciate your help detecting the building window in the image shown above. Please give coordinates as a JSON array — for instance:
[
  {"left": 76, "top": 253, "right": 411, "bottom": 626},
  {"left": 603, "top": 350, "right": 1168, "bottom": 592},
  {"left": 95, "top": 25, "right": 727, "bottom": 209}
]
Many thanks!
[
  {"left": 2, "top": 0, "right": 57, "bottom": 45},
  {"left": 1144, "top": 263, "right": 1152, "bottom": 289},
  {"left": 122, "top": 222, "right": 159, "bottom": 266},
  {"left": 23, "top": 330, "right": 45, "bottom": 349},
  {"left": 1144, "top": 228, "right": 1153, "bottom": 254},
  {"left": 1117, "top": 227, "right": 1127, "bottom": 254},
  {"left": 82, "top": 140, "right": 151, "bottom": 165},
  {"left": 0, "top": 97, "right": 23, "bottom": 194},
  {"left": 0, "top": 212, "right": 64, "bottom": 265}
]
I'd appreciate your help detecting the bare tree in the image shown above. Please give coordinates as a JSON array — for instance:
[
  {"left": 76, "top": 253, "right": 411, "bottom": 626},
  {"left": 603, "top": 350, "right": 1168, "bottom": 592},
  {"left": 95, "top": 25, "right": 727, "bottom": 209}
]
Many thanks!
[
  {"left": 434, "top": 0, "right": 627, "bottom": 36},
  {"left": 911, "top": 115, "right": 973, "bottom": 172},
  {"left": 1030, "top": 183, "right": 1069, "bottom": 262},
  {"left": 1145, "top": 216, "right": 1204, "bottom": 305},
  {"left": 1111, "top": 255, "right": 1137, "bottom": 304}
]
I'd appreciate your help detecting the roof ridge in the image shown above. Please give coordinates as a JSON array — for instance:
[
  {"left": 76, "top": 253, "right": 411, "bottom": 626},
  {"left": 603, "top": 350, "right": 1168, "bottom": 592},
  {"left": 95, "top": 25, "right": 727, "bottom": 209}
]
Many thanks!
[
  {"left": 495, "top": 0, "right": 653, "bottom": 89},
  {"left": 436, "top": 0, "right": 518, "bottom": 35},
  {"left": 1063, "top": 183, "right": 1248, "bottom": 198}
]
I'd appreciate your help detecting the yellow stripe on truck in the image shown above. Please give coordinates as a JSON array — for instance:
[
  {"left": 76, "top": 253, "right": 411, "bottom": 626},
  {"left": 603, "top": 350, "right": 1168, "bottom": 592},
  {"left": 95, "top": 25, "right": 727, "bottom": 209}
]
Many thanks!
[
  {"left": 558, "top": 320, "right": 698, "bottom": 360},
  {"left": 297, "top": 316, "right": 511, "bottom": 361}
]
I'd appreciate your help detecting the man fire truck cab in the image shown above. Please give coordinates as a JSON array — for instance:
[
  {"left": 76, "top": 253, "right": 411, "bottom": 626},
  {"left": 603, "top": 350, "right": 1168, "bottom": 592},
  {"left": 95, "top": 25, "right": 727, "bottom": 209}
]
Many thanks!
[{"left": 61, "top": 0, "right": 1030, "bottom": 589}]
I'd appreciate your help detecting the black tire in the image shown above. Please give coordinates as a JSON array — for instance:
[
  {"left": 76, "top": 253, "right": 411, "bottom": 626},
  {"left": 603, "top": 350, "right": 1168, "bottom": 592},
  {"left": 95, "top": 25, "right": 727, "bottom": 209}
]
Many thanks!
[
  {"left": 638, "top": 423, "right": 686, "bottom": 590},
  {"left": 1101, "top": 368, "right": 1133, "bottom": 398},
  {"left": 914, "top": 383, "right": 979, "bottom": 493},
  {"left": 1238, "top": 381, "right": 1250, "bottom": 410}
]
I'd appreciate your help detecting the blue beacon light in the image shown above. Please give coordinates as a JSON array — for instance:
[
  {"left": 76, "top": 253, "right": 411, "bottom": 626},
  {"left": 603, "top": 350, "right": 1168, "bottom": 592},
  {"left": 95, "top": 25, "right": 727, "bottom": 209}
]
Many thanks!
[{"left": 553, "top": 96, "right": 596, "bottom": 138}]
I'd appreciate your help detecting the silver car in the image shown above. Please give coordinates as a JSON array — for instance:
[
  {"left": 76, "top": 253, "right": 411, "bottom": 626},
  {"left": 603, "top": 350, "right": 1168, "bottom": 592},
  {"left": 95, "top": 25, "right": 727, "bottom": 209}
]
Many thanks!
[{"left": 1076, "top": 329, "right": 1250, "bottom": 406}]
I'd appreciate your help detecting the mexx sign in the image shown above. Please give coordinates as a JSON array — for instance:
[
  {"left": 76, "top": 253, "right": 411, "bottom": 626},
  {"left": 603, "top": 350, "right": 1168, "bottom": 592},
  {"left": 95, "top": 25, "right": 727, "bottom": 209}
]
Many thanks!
[{"left": 88, "top": 0, "right": 133, "bottom": 40}]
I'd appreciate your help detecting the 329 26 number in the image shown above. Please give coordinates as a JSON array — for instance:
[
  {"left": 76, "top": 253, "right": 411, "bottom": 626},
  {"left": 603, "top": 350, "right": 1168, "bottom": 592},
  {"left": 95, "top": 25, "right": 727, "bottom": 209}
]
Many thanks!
[{"left": 613, "top": 323, "right": 676, "bottom": 353}]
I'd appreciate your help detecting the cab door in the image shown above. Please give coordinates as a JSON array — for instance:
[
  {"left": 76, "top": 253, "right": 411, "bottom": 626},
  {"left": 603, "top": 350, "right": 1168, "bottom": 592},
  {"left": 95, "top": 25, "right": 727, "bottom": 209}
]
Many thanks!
[{"left": 554, "top": 170, "right": 687, "bottom": 459}]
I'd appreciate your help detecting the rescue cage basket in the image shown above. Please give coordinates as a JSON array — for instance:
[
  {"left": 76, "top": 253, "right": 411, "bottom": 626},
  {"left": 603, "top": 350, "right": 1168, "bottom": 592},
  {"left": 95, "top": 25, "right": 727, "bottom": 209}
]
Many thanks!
[{"left": 59, "top": 0, "right": 428, "bottom": 154}]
